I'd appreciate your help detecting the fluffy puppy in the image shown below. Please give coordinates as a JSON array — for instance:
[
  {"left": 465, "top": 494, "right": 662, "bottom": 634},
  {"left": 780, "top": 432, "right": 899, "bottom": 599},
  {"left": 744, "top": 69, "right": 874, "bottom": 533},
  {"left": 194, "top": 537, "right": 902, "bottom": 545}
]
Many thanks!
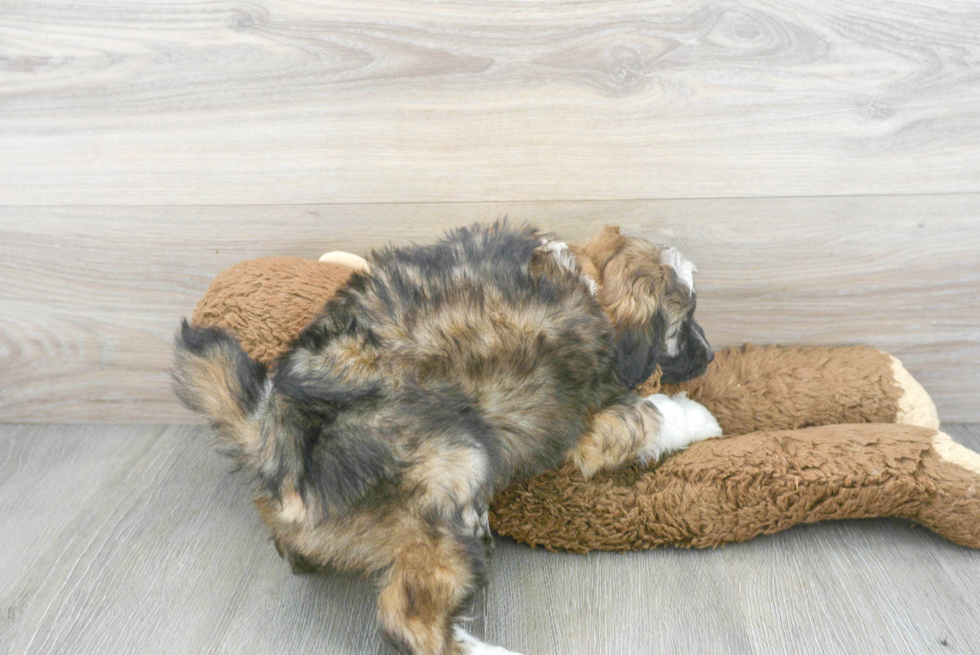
[
  {"left": 173, "top": 222, "right": 718, "bottom": 655},
  {"left": 571, "top": 225, "right": 714, "bottom": 387}
]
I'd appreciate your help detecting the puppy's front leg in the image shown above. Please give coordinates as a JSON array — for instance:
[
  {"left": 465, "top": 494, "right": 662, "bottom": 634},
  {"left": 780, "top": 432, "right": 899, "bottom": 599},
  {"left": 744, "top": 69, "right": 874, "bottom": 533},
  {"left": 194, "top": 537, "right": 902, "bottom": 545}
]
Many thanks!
[{"left": 568, "top": 393, "right": 721, "bottom": 479}]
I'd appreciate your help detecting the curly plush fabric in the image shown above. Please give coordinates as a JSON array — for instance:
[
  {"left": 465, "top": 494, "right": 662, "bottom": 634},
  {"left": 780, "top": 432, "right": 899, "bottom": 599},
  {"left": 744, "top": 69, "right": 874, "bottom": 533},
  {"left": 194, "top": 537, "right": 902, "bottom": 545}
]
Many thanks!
[
  {"left": 190, "top": 256, "right": 978, "bottom": 553},
  {"left": 489, "top": 424, "right": 980, "bottom": 552},
  {"left": 648, "top": 344, "right": 908, "bottom": 433},
  {"left": 193, "top": 257, "right": 353, "bottom": 366}
]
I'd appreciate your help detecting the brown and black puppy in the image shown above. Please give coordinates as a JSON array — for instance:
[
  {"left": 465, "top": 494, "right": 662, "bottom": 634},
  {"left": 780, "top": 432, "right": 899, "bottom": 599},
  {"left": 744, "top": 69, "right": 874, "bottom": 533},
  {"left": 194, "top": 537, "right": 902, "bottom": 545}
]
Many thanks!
[{"left": 173, "top": 222, "right": 718, "bottom": 655}]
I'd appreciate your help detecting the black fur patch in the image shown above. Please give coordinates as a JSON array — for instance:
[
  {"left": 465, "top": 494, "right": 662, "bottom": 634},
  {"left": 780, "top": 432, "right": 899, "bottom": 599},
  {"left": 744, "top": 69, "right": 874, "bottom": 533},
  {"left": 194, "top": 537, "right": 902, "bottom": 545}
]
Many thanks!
[
  {"left": 658, "top": 319, "right": 713, "bottom": 384},
  {"left": 174, "top": 319, "right": 267, "bottom": 414},
  {"left": 615, "top": 311, "right": 667, "bottom": 389}
]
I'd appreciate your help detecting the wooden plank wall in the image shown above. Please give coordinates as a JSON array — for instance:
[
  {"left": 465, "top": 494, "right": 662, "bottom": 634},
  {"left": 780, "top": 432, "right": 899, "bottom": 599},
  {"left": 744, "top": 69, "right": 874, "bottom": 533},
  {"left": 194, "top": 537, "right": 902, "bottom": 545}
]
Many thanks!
[{"left": 1, "top": 0, "right": 978, "bottom": 422}]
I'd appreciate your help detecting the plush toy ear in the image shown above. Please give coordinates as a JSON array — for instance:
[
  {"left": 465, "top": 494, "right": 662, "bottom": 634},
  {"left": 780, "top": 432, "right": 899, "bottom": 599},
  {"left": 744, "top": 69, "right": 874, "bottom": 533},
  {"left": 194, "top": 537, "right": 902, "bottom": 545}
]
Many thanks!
[{"left": 318, "top": 251, "right": 370, "bottom": 272}]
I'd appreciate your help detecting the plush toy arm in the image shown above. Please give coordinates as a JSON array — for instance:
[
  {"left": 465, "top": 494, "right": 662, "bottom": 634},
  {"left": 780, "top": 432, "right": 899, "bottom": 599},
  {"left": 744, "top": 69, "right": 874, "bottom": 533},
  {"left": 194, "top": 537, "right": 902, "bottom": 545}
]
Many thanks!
[
  {"left": 638, "top": 344, "right": 939, "bottom": 436},
  {"left": 489, "top": 424, "right": 980, "bottom": 552}
]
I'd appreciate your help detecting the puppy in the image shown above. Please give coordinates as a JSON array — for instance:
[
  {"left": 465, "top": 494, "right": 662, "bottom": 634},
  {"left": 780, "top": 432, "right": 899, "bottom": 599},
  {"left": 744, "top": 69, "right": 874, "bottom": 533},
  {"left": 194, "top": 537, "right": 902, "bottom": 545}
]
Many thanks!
[{"left": 173, "top": 222, "right": 719, "bottom": 655}]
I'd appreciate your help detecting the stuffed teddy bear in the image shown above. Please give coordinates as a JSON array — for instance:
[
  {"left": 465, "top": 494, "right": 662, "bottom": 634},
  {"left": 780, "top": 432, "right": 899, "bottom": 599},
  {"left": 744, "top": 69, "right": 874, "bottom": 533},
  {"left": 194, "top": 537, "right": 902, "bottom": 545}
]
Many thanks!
[{"left": 188, "top": 252, "right": 980, "bottom": 553}]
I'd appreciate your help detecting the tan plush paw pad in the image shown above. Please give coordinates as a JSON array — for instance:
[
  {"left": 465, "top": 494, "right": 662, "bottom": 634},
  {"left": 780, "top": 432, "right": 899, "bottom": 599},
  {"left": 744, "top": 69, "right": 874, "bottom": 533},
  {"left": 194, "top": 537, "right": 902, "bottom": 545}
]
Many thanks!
[{"left": 890, "top": 354, "right": 940, "bottom": 430}]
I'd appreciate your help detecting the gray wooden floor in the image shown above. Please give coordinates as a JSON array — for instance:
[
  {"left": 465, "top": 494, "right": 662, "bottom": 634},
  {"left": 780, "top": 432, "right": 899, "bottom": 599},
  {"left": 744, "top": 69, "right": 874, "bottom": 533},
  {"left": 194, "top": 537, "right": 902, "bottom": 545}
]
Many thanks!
[{"left": 3, "top": 423, "right": 980, "bottom": 655}]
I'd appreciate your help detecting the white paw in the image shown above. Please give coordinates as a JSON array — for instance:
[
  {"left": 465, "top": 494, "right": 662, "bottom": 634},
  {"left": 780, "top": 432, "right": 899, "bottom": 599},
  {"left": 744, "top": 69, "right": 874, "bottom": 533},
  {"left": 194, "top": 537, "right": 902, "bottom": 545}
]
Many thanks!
[
  {"left": 670, "top": 392, "right": 723, "bottom": 442},
  {"left": 642, "top": 392, "right": 722, "bottom": 460},
  {"left": 455, "top": 626, "right": 524, "bottom": 655}
]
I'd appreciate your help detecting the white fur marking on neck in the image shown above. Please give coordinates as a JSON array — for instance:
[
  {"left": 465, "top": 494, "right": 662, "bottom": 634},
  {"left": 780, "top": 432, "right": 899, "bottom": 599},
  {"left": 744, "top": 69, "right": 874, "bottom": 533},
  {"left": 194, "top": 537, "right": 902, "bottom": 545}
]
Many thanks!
[{"left": 659, "top": 247, "right": 697, "bottom": 293}]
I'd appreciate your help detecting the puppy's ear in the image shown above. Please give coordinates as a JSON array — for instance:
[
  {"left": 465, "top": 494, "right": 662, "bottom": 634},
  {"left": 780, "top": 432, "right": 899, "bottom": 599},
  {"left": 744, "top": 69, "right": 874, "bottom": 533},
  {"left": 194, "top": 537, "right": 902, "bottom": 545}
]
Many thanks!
[
  {"left": 578, "top": 226, "right": 623, "bottom": 269},
  {"left": 614, "top": 314, "right": 664, "bottom": 389}
]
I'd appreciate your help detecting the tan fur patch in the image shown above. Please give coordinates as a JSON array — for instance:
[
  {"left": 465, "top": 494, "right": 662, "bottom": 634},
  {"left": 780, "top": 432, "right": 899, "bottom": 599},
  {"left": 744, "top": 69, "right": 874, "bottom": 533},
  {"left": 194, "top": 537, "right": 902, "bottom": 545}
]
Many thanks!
[
  {"left": 377, "top": 536, "right": 474, "bottom": 655},
  {"left": 573, "top": 225, "right": 691, "bottom": 334},
  {"left": 567, "top": 399, "right": 660, "bottom": 478},
  {"left": 278, "top": 489, "right": 308, "bottom": 524},
  {"left": 405, "top": 442, "right": 487, "bottom": 510},
  {"left": 261, "top": 502, "right": 477, "bottom": 655}
]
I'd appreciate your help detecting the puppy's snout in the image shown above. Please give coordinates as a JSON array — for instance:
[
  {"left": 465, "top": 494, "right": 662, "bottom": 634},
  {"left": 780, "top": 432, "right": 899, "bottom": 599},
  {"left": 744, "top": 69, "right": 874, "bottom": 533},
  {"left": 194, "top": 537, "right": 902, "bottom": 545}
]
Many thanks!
[{"left": 706, "top": 348, "right": 715, "bottom": 364}]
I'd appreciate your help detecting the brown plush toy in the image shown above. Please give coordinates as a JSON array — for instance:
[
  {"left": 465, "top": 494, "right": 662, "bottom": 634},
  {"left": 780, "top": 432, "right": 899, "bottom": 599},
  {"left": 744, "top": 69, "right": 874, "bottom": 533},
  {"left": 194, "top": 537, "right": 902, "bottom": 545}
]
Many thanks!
[{"left": 191, "top": 255, "right": 980, "bottom": 552}]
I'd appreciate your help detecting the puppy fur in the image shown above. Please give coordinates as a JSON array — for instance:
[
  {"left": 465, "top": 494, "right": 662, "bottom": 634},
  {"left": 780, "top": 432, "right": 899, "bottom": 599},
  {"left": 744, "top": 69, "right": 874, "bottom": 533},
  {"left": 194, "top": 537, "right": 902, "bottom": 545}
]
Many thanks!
[{"left": 173, "top": 222, "right": 715, "bottom": 655}]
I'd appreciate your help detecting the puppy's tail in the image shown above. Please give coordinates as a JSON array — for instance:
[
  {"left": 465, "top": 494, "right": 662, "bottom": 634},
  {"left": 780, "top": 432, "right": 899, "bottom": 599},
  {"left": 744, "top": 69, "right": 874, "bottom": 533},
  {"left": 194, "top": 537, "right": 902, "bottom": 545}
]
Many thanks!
[{"left": 172, "top": 320, "right": 269, "bottom": 462}]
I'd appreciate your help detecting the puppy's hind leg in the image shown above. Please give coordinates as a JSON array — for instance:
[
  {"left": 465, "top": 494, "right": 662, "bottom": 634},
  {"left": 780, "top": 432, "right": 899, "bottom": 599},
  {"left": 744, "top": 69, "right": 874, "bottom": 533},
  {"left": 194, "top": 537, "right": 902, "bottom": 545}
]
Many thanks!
[
  {"left": 568, "top": 393, "right": 721, "bottom": 479},
  {"left": 377, "top": 528, "right": 522, "bottom": 655}
]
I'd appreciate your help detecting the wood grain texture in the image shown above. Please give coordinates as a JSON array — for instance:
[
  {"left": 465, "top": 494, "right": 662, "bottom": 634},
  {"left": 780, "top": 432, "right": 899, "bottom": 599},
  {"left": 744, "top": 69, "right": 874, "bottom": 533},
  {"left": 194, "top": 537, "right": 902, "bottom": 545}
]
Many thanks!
[
  {"left": 1, "top": 0, "right": 979, "bottom": 204},
  {"left": 2, "top": 423, "right": 980, "bottom": 654},
  {"left": 2, "top": 194, "right": 978, "bottom": 422}
]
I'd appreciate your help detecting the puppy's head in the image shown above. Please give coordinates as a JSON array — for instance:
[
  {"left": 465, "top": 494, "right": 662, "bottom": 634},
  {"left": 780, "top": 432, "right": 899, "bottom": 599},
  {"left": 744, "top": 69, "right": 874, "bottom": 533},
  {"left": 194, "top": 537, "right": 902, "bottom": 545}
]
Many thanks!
[{"left": 575, "top": 226, "right": 713, "bottom": 387}]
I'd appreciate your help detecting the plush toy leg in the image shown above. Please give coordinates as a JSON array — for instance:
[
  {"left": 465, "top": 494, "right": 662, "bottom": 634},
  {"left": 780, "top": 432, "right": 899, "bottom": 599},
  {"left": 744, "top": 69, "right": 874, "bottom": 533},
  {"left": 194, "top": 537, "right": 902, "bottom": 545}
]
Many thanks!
[
  {"left": 491, "top": 424, "right": 980, "bottom": 553},
  {"left": 653, "top": 345, "right": 939, "bottom": 437},
  {"left": 916, "top": 431, "right": 980, "bottom": 548}
]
